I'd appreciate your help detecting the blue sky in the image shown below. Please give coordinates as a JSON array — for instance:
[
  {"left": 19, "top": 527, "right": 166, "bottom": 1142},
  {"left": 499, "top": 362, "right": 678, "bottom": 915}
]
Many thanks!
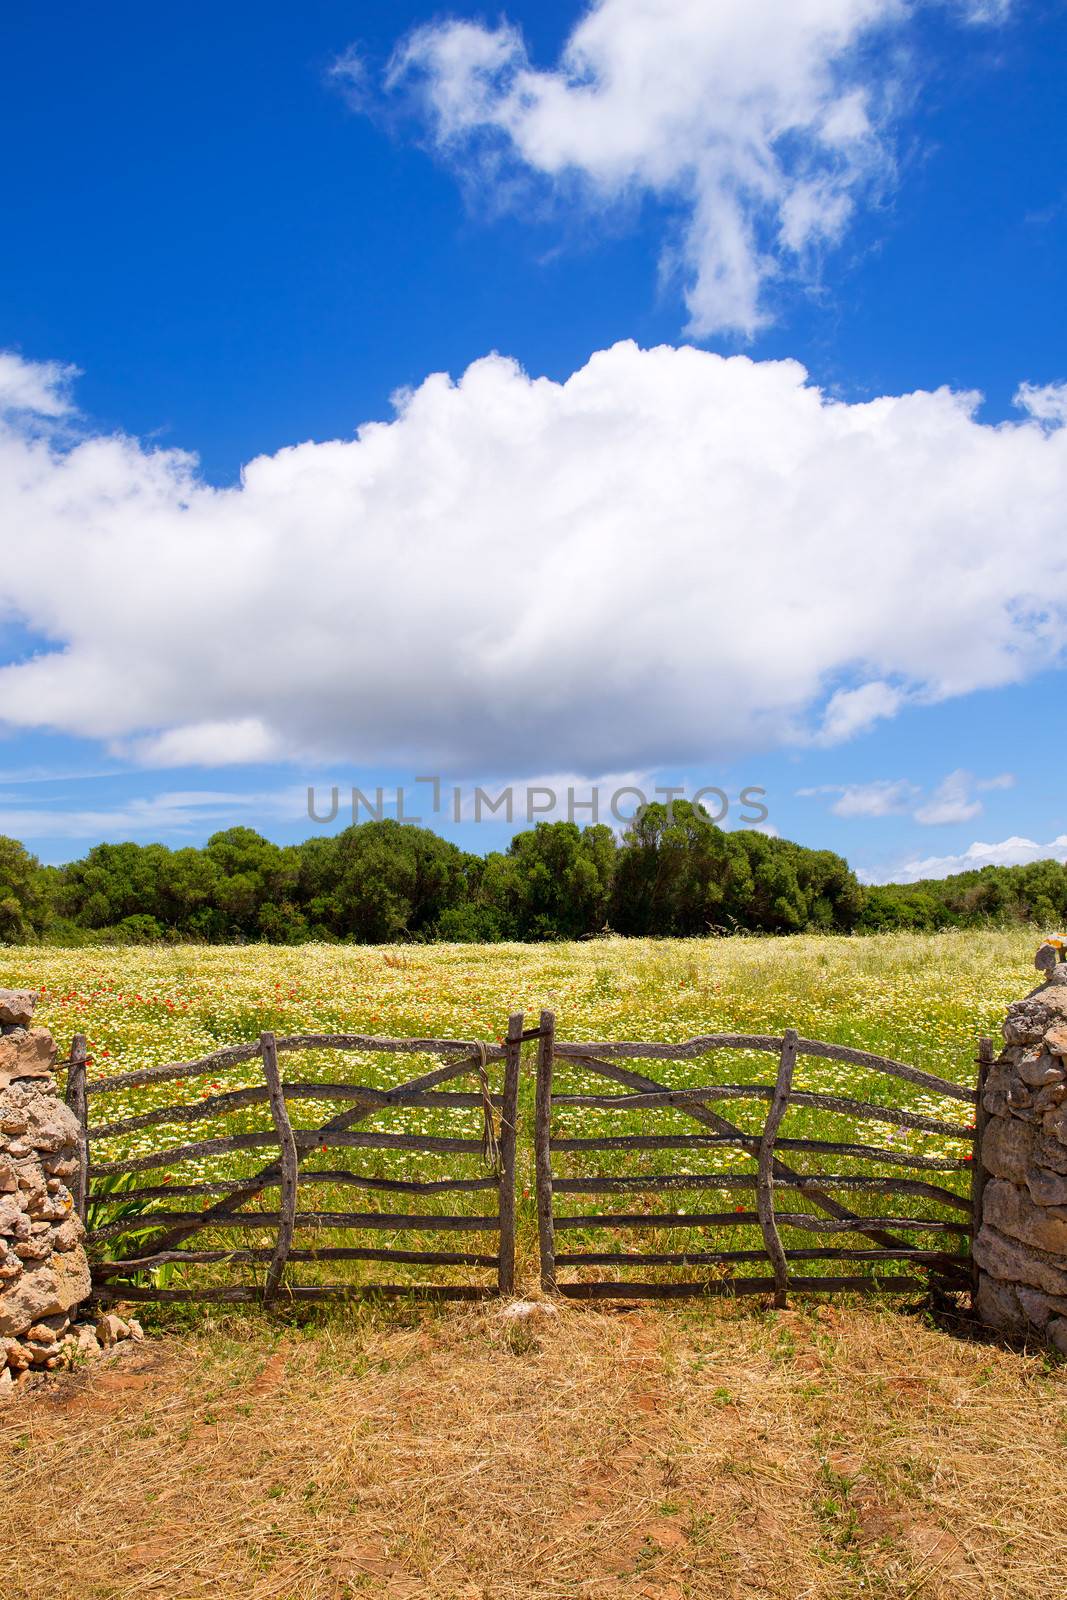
[{"left": 1, "top": 0, "right": 1065, "bottom": 879}]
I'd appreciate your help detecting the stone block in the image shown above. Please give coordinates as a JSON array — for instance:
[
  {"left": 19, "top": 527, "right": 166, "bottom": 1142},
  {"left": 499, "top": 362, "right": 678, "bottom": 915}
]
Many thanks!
[
  {"left": 972, "top": 1224, "right": 1067, "bottom": 1297},
  {"left": 983, "top": 1178, "right": 1067, "bottom": 1255},
  {"left": 0, "top": 990, "right": 37, "bottom": 1027},
  {"left": 981, "top": 1116, "right": 1034, "bottom": 1183},
  {"left": 975, "top": 1274, "right": 1025, "bottom": 1333},
  {"left": 0, "top": 1028, "right": 55, "bottom": 1091},
  {"left": 1025, "top": 1165, "right": 1067, "bottom": 1208},
  {"left": 1047, "top": 1317, "right": 1067, "bottom": 1355},
  {"left": 1017, "top": 1050, "right": 1064, "bottom": 1088},
  {"left": 1015, "top": 1285, "right": 1067, "bottom": 1329}
]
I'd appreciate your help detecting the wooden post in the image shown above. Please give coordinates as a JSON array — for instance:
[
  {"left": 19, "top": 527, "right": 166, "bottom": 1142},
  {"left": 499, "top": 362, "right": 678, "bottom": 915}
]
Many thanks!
[
  {"left": 497, "top": 1012, "right": 524, "bottom": 1297},
  {"left": 65, "top": 1033, "right": 89, "bottom": 1222},
  {"left": 260, "top": 1032, "right": 299, "bottom": 1305},
  {"left": 757, "top": 1028, "right": 798, "bottom": 1309},
  {"left": 971, "top": 1037, "right": 994, "bottom": 1307},
  {"left": 534, "top": 1009, "right": 557, "bottom": 1292}
]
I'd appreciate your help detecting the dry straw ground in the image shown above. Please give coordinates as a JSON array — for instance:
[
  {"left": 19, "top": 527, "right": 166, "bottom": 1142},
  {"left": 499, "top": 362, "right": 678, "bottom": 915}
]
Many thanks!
[{"left": 2, "top": 1294, "right": 1065, "bottom": 1600}]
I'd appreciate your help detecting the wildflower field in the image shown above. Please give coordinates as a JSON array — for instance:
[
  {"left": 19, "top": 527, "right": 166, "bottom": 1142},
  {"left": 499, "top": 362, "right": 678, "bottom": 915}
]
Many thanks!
[{"left": 0, "top": 930, "right": 1039, "bottom": 1298}]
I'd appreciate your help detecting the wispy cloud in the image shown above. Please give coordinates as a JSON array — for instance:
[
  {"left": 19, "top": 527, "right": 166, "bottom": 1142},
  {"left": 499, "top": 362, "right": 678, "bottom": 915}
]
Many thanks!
[
  {"left": 0, "top": 787, "right": 310, "bottom": 847},
  {"left": 800, "top": 769, "right": 1016, "bottom": 825},
  {"left": 798, "top": 779, "right": 918, "bottom": 818},
  {"left": 370, "top": 0, "right": 1013, "bottom": 337}
]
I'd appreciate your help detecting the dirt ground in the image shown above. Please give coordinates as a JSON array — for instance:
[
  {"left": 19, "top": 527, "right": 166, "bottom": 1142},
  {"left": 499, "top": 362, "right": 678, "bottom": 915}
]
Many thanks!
[{"left": 1, "top": 1296, "right": 1064, "bottom": 1600}]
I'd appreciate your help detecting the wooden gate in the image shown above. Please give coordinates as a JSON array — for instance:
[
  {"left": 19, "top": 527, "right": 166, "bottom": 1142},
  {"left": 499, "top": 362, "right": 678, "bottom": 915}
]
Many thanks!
[
  {"left": 533, "top": 1010, "right": 984, "bottom": 1303},
  {"left": 66, "top": 1017, "right": 527, "bottom": 1306}
]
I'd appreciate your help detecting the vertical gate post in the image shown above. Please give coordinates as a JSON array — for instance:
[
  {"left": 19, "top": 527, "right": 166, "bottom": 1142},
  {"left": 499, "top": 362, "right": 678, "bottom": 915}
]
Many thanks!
[
  {"left": 260, "top": 1031, "right": 298, "bottom": 1306},
  {"left": 971, "top": 1037, "right": 994, "bottom": 1306},
  {"left": 757, "top": 1028, "right": 798, "bottom": 1309},
  {"left": 65, "top": 1032, "right": 89, "bottom": 1222},
  {"left": 497, "top": 1011, "right": 524, "bottom": 1296},
  {"left": 534, "top": 1009, "right": 557, "bottom": 1292}
]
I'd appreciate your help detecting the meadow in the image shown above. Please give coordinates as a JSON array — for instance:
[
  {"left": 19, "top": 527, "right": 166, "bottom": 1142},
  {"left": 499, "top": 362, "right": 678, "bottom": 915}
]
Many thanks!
[
  {"left": 4, "top": 931, "right": 1067, "bottom": 1600},
  {"left": 0, "top": 930, "right": 1040, "bottom": 1300}
]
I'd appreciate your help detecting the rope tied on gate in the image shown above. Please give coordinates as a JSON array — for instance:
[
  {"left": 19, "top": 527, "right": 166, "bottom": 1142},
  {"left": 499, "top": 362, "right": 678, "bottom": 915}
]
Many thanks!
[{"left": 472, "top": 1040, "right": 500, "bottom": 1175}]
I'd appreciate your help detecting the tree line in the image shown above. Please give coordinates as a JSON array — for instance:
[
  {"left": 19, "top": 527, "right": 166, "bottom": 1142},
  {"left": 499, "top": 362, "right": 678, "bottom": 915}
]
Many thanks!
[{"left": 1, "top": 802, "right": 1065, "bottom": 945}]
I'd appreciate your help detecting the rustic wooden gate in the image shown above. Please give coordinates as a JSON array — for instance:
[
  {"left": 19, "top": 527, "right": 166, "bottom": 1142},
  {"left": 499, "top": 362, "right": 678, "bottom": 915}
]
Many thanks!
[
  {"left": 533, "top": 1010, "right": 984, "bottom": 1303},
  {"left": 66, "top": 1017, "right": 526, "bottom": 1306}
]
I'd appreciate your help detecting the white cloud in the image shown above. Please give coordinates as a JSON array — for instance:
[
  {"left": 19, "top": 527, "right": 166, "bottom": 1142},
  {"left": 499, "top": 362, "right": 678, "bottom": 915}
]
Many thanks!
[
  {"left": 913, "top": 767, "right": 982, "bottom": 824},
  {"left": 2, "top": 344, "right": 1067, "bottom": 776},
  {"left": 116, "top": 718, "right": 283, "bottom": 768},
  {"left": 0, "top": 352, "right": 78, "bottom": 418},
  {"left": 954, "top": 1, "right": 1013, "bottom": 21},
  {"left": 0, "top": 790, "right": 282, "bottom": 844},
  {"left": 377, "top": 0, "right": 1009, "bottom": 336},
  {"left": 815, "top": 681, "right": 906, "bottom": 744},
  {"left": 1016, "top": 381, "right": 1067, "bottom": 429},
  {"left": 875, "top": 835, "right": 1067, "bottom": 884},
  {"left": 801, "top": 768, "right": 1017, "bottom": 825},
  {"left": 798, "top": 779, "right": 918, "bottom": 817},
  {"left": 0, "top": 783, "right": 320, "bottom": 853},
  {"left": 327, "top": 46, "right": 372, "bottom": 114}
]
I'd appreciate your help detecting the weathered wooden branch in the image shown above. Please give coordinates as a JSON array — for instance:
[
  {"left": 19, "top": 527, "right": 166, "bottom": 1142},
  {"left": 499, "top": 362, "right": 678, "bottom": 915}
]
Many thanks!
[
  {"left": 535, "top": 1009, "right": 557, "bottom": 1291},
  {"left": 89, "top": 1209, "right": 502, "bottom": 1242},
  {"left": 554, "top": 1037, "right": 975, "bottom": 1104},
  {"left": 556, "top": 1276, "right": 927, "bottom": 1300},
  {"left": 550, "top": 1174, "right": 971, "bottom": 1210},
  {"left": 260, "top": 1032, "right": 298, "bottom": 1305},
  {"left": 87, "top": 1036, "right": 507, "bottom": 1095},
  {"left": 971, "top": 1038, "right": 993, "bottom": 1305},
  {"left": 91, "top": 1127, "right": 489, "bottom": 1177},
  {"left": 91, "top": 1085, "right": 504, "bottom": 1141},
  {"left": 549, "top": 1132, "right": 969, "bottom": 1171},
  {"left": 552, "top": 1087, "right": 970, "bottom": 1140},
  {"left": 552, "top": 1211, "right": 969, "bottom": 1234},
  {"left": 758, "top": 1029, "right": 797, "bottom": 1306},
  {"left": 64, "top": 1032, "right": 89, "bottom": 1221},
  {"left": 497, "top": 1011, "right": 523, "bottom": 1295},
  {"left": 94, "top": 1283, "right": 495, "bottom": 1304},
  {"left": 554, "top": 1248, "right": 968, "bottom": 1269},
  {"left": 93, "top": 1245, "right": 498, "bottom": 1277},
  {"left": 87, "top": 1172, "right": 500, "bottom": 1207}
]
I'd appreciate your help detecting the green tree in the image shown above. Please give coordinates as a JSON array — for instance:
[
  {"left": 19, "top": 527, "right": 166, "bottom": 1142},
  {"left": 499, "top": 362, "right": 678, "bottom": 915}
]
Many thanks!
[{"left": 0, "top": 835, "right": 48, "bottom": 942}]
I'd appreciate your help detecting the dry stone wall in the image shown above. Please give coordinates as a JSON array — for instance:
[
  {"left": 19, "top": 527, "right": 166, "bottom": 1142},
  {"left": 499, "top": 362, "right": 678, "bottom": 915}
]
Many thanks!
[
  {"left": 0, "top": 986, "right": 93, "bottom": 1389},
  {"left": 974, "top": 946, "right": 1067, "bottom": 1353}
]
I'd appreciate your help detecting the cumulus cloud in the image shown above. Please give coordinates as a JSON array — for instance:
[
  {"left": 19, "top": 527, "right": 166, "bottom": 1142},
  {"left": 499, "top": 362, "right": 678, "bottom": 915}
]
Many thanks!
[
  {"left": 375, "top": 0, "right": 1009, "bottom": 336},
  {"left": 874, "top": 834, "right": 1067, "bottom": 884},
  {"left": 2, "top": 343, "right": 1067, "bottom": 776},
  {"left": 1016, "top": 381, "right": 1067, "bottom": 430},
  {"left": 0, "top": 352, "right": 78, "bottom": 418}
]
